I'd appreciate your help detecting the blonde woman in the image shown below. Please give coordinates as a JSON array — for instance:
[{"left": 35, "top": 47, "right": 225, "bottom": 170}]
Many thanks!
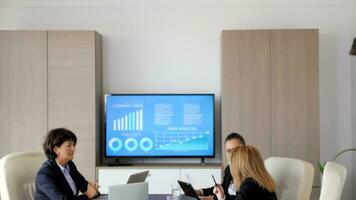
[{"left": 213, "top": 145, "right": 277, "bottom": 200}]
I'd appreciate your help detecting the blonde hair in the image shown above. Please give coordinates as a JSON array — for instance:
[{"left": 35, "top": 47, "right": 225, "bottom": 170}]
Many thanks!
[{"left": 229, "top": 145, "right": 276, "bottom": 192}]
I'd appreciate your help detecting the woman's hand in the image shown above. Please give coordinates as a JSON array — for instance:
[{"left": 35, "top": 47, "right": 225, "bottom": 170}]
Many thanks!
[
  {"left": 85, "top": 182, "right": 99, "bottom": 199},
  {"left": 213, "top": 184, "right": 225, "bottom": 200},
  {"left": 89, "top": 181, "right": 100, "bottom": 190}
]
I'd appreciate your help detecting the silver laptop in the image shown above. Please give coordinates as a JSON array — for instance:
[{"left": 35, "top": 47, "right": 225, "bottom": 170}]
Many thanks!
[
  {"left": 127, "top": 170, "right": 149, "bottom": 184},
  {"left": 108, "top": 182, "right": 148, "bottom": 200}
]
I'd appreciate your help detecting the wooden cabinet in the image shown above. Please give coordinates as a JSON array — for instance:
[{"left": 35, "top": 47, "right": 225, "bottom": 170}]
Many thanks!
[
  {"left": 221, "top": 30, "right": 272, "bottom": 159},
  {"left": 221, "top": 29, "right": 319, "bottom": 183},
  {"left": 48, "top": 31, "right": 102, "bottom": 180},
  {"left": 270, "top": 30, "right": 319, "bottom": 168},
  {"left": 0, "top": 31, "right": 48, "bottom": 156},
  {"left": 0, "top": 31, "right": 102, "bottom": 180}
]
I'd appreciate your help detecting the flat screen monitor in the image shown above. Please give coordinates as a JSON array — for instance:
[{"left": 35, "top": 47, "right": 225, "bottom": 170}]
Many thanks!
[{"left": 104, "top": 94, "right": 215, "bottom": 158}]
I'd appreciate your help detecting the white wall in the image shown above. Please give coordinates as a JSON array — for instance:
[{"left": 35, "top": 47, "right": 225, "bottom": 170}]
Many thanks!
[{"left": 0, "top": 0, "right": 354, "bottom": 199}]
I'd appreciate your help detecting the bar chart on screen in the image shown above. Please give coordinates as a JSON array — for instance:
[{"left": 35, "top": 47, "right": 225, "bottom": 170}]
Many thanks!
[{"left": 113, "top": 109, "right": 143, "bottom": 131}]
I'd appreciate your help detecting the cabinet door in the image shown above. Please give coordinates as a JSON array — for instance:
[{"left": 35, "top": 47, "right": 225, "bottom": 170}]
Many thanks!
[
  {"left": 271, "top": 30, "right": 319, "bottom": 183},
  {"left": 98, "top": 168, "right": 148, "bottom": 194},
  {"left": 48, "top": 31, "right": 99, "bottom": 180},
  {"left": 221, "top": 30, "right": 272, "bottom": 164},
  {"left": 180, "top": 168, "right": 222, "bottom": 189},
  {"left": 147, "top": 169, "right": 180, "bottom": 194},
  {"left": 0, "top": 31, "right": 47, "bottom": 156},
  {"left": 97, "top": 168, "right": 180, "bottom": 194}
]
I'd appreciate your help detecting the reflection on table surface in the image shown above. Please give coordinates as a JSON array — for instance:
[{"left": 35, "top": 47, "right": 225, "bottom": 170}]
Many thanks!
[{"left": 96, "top": 194, "right": 196, "bottom": 200}]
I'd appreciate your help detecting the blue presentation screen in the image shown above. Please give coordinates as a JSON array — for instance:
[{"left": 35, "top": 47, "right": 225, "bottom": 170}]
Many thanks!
[{"left": 105, "top": 94, "right": 214, "bottom": 157}]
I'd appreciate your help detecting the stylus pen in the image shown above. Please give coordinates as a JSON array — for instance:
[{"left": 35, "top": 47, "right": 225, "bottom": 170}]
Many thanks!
[{"left": 212, "top": 175, "right": 217, "bottom": 186}]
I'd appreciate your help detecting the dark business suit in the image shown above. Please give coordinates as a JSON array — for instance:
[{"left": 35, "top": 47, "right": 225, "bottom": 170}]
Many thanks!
[
  {"left": 202, "top": 165, "right": 236, "bottom": 200},
  {"left": 35, "top": 159, "right": 89, "bottom": 200},
  {"left": 234, "top": 177, "right": 277, "bottom": 200}
]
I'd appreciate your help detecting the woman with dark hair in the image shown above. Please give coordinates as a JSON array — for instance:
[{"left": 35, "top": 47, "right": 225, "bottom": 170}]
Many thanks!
[
  {"left": 35, "top": 128, "right": 99, "bottom": 200},
  {"left": 196, "top": 132, "right": 245, "bottom": 200}
]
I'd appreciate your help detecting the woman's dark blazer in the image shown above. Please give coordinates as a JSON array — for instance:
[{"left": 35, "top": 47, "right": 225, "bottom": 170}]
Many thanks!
[
  {"left": 234, "top": 177, "right": 277, "bottom": 200},
  {"left": 35, "top": 159, "right": 89, "bottom": 200}
]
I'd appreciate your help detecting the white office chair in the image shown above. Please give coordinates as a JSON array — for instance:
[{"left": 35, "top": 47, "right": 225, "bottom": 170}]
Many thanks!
[
  {"left": 319, "top": 161, "right": 347, "bottom": 200},
  {"left": 0, "top": 152, "right": 45, "bottom": 200},
  {"left": 264, "top": 157, "right": 314, "bottom": 200}
]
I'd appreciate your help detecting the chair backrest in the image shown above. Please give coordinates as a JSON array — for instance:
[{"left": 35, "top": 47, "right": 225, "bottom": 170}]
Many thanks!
[
  {"left": 319, "top": 161, "right": 347, "bottom": 200},
  {"left": 264, "top": 157, "right": 314, "bottom": 200},
  {"left": 0, "top": 152, "right": 45, "bottom": 200}
]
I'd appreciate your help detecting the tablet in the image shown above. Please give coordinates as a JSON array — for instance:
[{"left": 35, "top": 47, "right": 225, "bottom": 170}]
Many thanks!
[
  {"left": 177, "top": 180, "right": 199, "bottom": 200},
  {"left": 127, "top": 170, "right": 149, "bottom": 184}
]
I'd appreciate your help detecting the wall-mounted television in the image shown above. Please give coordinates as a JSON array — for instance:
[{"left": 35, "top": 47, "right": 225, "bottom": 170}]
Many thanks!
[{"left": 103, "top": 94, "right": 215, "bottom": 160}]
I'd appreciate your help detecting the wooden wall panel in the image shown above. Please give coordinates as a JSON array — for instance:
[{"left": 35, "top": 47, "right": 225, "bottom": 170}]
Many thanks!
[
  {"left": 0, "top": 31, "right": 47, "bottom": 156},
  {"left": 271, "top": 29, "right": 319, "bottom": 183},
  {"left": 221, "top": 30, "right": 272, "bottom": 164},
  {"left": 48, "top": 31, "right": 101, "bottom": 180},
  {"left": 95, "top": 32, "right": 103, "bottom": 166},
  {"left": 221, "top": 29, "right": 320, "bottom": 186},
  {"left": 270, "top": 30, "right": 319, "bottom": 159}
]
